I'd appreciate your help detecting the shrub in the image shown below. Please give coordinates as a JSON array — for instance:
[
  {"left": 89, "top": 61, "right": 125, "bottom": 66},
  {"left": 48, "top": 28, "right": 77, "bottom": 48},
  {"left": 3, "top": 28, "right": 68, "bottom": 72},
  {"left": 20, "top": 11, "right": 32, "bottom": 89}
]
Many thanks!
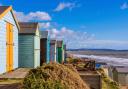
[{"left": 21, "top": 63, "right": 90, "bottom": 89}]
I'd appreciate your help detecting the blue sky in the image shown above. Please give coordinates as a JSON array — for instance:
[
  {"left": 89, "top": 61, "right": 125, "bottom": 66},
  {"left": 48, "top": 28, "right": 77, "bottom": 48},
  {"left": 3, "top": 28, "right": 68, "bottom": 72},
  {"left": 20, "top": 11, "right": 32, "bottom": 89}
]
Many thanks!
[{"left": 1, "top": 0, "right": 128, "bottom": 49}]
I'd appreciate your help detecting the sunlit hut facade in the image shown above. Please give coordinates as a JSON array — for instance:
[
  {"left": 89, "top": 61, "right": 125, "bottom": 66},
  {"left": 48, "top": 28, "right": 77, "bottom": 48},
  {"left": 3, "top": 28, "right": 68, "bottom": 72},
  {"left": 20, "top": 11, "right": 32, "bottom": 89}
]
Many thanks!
[
  {"left": 50, "top": 40, "right": 57, "bottom": 62},
  {"left": 57, "top": 40, "right": 64, "bottom": 63},
  {"left": 0, "top": 6, "right": 19, "bottom": 74},
  {"left": 18, "top": 22, "right": 40, "bottom": 68},
  {"left": 113, "top": 67, "right": 128, "bottom": 86},
  {"left": 40, "top": 31, "right": 50, "bottom": 65}
]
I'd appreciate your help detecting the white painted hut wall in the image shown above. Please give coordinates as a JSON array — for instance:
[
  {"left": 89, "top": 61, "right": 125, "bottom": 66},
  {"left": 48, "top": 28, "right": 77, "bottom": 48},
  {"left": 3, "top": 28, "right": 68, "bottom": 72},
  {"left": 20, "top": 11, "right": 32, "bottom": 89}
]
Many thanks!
[
  {"left": 0, "top": 11, "right": 18, "bottom": 74},
  {"left": 0, "top": 18, "right": 6, "bottom": 74},
  {"left": 34, "top": 28, "right": 40, "bottom": 68}
]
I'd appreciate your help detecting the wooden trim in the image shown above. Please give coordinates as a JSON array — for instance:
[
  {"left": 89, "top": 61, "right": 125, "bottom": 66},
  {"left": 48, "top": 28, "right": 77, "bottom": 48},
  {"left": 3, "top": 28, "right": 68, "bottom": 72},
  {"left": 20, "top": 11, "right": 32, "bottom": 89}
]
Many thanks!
[
  {"left": 0, "top": 6, "right": 12, "bottom": 19},
  {"left": 4, "top": 20, "right": 15, "bottom": 26},
  {"left": 0, "top": 6, "right": 20, "bottom": 31},
  {"left": 11, "top": 9, "right": 20, "bottom": 31},
  {"left": 6, "top": 22, "right": 10, "bottom": 72}
]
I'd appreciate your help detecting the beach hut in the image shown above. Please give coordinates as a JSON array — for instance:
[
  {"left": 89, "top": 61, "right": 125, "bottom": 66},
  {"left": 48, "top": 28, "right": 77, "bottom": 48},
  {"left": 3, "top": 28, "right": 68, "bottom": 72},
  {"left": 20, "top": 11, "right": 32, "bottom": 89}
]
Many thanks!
[
  {"left": 50, "top": 40, "right": 57, "bottom": 62},
  {"left": 0, "top": 6, "right": 19, "bottom": 74},
  {"left": 18, "top": 22, "right": 40, "bottom": 68},
  {"left": 40, "top": 31, "right": 50, "bottom": 65},
  {"left": 108, "top": 66, "right": 124, "bottom": 80},
  {"left": 57, "top": 41, "right": 64, "bottom": 63},
  {"left": 113, "top": 67, "right": 128, "bottom": 85}
]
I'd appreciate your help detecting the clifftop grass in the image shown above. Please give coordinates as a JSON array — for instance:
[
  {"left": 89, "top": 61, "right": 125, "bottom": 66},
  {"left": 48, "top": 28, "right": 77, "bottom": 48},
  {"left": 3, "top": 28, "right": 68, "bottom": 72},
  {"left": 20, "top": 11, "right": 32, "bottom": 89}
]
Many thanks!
[
  {"left": 98, "top": 68, "right": 120, "bottom": 89},
  {"left": 21, "top": 63, "right": 90, "bottom": 89}
]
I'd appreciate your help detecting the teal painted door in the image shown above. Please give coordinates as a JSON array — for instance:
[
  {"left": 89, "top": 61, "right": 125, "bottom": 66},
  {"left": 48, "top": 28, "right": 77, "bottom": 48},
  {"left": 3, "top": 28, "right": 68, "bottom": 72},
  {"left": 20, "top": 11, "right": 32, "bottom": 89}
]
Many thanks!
[
  {"left": 58, "top": 47, "right": 62, "bottom": 63},
  {"left": 19, "top": 35, "right": 34, "bottom": 68}
]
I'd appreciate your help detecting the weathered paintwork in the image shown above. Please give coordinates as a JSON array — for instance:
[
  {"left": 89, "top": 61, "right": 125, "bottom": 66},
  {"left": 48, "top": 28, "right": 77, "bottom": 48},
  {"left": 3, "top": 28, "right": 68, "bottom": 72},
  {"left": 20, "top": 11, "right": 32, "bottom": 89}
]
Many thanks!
[{"left": 50, "top": 40, "right": 57, "bottom": 62}]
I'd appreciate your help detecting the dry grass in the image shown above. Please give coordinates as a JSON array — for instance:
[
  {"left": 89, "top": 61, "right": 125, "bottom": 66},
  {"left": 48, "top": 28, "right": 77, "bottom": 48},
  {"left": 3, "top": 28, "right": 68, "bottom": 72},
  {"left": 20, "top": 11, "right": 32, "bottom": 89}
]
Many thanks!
[{"left": 21, "top": 63, "right": 90, "bottom": 89}]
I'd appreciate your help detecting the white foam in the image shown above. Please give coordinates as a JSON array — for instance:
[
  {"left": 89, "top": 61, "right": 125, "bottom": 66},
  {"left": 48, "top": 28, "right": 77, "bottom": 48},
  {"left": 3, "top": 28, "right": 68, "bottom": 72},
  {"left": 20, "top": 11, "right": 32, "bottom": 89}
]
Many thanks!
[{"left": 74, "top": 54, "right": 128, "bottom": 66}]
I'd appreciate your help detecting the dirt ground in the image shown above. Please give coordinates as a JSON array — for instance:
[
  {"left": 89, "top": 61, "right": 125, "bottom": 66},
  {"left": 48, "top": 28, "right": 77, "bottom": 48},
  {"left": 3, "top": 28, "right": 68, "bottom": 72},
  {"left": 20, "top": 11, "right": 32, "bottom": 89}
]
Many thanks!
[
  {"left": 121, "top": 86, "right": 128, "bottom": 89},
  {"left": 0, "top": 68, "right": 30, "bottom": 89},
  {"left": 0, "top": 68, "right": 30, "bottom": 79},
  {"left": 0, "top": 83, "right": 20, "bottom": 89}
]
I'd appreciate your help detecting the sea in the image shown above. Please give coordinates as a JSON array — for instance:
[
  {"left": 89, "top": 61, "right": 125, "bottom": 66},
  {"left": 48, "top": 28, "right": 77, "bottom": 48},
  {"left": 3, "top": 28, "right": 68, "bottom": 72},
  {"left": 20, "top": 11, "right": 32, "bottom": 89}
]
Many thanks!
[{"left": 68, "top": 49, "right": 128, "bottom": 66}]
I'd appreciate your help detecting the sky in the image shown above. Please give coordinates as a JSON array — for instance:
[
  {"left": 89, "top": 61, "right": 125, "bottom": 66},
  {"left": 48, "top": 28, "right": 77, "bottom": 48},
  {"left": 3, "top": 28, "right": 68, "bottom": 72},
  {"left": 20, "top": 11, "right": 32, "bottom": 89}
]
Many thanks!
[{"left": 1, "top": 0, "right": 128, "bottom": 49}]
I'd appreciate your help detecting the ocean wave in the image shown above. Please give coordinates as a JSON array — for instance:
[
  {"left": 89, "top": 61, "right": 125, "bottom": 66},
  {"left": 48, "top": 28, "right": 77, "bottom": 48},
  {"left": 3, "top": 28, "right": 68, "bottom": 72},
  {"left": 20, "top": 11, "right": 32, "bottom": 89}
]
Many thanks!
[{"left": 74, "top": 54, "right": 128, "bottom": 66}]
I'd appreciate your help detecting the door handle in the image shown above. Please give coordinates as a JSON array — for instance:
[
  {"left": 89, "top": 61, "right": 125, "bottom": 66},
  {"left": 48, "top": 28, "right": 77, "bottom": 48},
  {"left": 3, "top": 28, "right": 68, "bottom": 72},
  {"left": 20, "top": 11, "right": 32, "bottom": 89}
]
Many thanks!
[
  {"left": 6, "top": 42, "right": 9, "bottom": 45},
  {"left": 6, "top": 42, "right": 15, "bottom": 46}
]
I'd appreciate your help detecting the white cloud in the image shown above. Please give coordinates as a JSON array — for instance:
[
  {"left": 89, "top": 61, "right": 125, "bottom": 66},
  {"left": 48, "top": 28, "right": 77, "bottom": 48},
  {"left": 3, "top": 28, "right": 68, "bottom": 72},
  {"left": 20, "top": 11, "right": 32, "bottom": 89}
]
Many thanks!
[
  {"left": 48, "top": 27, "right": 74, "bottom": 39},
  {"left": 48, "top": 27, "right": 95, "bottom": 48},
  {"left": 54, "top": 2, "right": 79, "bottom": 12},
  {"left": 39, "top": 22, "right": 51, "bottom": 29},
  {"left": 120, "top": 2, "right": 128, "bottom": 10},
  {"left": 14, "top": 11, "right": 51, "bottom": 22},
  {"left": 48, "top": 28, "right": 59, "bottom": 38},
  {"left": 48, "top": 27, "right": 128, "bottom": 50}
]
